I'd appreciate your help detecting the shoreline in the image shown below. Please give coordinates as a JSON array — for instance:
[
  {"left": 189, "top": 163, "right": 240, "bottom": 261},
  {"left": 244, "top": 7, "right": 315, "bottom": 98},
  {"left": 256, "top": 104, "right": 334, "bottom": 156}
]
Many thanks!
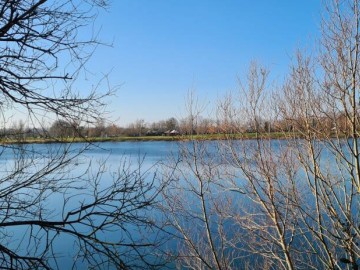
[{"left": 0, "top": 132, "right": 301, "bottom": 145}]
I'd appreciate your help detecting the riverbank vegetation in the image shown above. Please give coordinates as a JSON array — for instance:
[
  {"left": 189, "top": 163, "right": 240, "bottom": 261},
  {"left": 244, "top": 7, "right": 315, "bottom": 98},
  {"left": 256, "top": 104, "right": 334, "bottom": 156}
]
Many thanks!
[{"left": 0, "top": 132, "right": 295, "bottom": 144}]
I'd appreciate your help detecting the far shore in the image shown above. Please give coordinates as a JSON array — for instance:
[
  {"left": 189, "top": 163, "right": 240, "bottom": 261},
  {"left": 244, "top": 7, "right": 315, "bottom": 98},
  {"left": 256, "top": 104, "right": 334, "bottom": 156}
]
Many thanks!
[{"left": 0, "top": 132, "right": 310, "bottom": 144}]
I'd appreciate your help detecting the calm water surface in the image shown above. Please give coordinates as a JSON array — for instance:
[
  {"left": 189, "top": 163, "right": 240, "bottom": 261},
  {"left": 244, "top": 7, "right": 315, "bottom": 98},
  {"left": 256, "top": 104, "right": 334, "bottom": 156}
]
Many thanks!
[
  {"left": 0, "top": 141, "right": 180, "bottom": 269},
  {"left": 0, "top": 140, "right": 355, "bottom": 268}
]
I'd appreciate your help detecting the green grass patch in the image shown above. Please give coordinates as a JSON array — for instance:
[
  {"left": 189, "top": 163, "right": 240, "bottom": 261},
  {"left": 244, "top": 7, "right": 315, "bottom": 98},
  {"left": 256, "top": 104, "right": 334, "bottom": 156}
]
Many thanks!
[{"left": 0, "top": 132, "right": 298, "bottom": 145}]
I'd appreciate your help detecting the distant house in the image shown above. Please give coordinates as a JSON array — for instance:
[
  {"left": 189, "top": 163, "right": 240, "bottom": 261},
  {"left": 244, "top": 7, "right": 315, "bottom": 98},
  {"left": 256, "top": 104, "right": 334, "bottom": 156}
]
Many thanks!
[
  {"left": 170, "top": 130, "right": 180, "bottom": 135},
  {"left": 164, "top": 129, "right": 180, "bottom": 136}
]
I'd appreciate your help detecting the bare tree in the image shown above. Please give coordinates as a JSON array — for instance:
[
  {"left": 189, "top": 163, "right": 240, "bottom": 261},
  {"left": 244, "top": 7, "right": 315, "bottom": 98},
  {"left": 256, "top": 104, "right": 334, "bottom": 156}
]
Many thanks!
[
  {"left": 161, "top": 1, "right": 360, "bottom": 269},
  {"left": 49, "top": 119, "right": 76, "bottom": 138},
  {"left": 0, "top": 1, "right": 166, "bottom": 269},
  {"left": 160, "top": 101, "right": 236, "bottom": 269},
  {"left": 274, "top": 0, "right": 360, "bottom": 267}
]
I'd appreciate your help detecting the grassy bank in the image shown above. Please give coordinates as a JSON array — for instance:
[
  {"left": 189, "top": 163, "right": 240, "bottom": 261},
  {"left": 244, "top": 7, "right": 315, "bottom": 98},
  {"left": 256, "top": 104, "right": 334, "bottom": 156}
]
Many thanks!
[{"left": 0, "top": 132, "right": 295, "bottom": 144}]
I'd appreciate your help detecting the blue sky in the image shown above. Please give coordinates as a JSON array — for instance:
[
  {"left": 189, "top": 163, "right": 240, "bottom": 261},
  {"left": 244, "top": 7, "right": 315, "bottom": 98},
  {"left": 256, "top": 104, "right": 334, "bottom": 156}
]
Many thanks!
[{"left": 88, "top": 1, "right": 321, "bottom": 126}]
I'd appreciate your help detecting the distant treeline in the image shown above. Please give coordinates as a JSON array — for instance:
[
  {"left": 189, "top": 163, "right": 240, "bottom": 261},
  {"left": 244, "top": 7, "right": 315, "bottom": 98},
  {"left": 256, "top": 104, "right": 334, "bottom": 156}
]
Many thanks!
[{"left": 4, "top": 111, "right": 353, "bottom": 140}]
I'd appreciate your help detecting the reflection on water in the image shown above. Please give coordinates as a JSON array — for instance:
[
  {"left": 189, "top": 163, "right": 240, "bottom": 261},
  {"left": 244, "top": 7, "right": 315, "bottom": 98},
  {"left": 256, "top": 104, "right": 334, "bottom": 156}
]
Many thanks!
[
  {"left": 0, "top": 141, "right": 179, "bottom": 269},
  {"left": 0, "top": 140, "right": 358, "bottom": 268}
]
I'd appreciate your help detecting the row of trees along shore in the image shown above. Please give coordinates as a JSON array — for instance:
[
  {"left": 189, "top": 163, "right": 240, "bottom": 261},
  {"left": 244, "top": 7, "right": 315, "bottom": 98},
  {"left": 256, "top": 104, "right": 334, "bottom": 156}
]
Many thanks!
[
  {"left": 0, "top": 0, "right": 360, "bottom": 270},
  {"left": 5, "top": 109, "right": 358, "bottom": 140}
]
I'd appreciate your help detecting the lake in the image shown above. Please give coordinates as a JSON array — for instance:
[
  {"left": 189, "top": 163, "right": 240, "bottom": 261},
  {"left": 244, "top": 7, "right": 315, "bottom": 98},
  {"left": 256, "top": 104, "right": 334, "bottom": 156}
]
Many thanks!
[
  {"left": 0, "top": 141, "right": 181, "bottom": 269},
  {"left": 0, "top": 140, "right": 358, "bottom": 269}
]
